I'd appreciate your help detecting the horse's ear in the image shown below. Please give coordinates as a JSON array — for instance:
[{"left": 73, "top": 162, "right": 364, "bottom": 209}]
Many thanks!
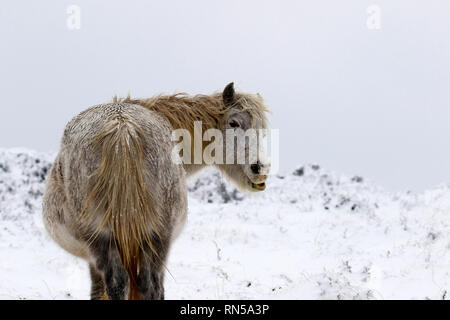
[{"left": 222, "top": 82, "right": 235, "bottom": 106}]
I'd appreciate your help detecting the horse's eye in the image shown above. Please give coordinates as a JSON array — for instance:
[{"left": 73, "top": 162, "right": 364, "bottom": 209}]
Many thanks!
[{"left": 229, "top": 120, "right": 240, "bottom": 128}]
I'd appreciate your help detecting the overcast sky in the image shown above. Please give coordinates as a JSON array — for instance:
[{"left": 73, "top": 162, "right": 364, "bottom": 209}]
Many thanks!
[{"left": 0, "top": 0, "right": 449, "bottom": 191}]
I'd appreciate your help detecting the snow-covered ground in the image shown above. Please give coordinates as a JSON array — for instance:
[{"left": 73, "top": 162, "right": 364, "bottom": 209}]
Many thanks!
[{"left": 1, "top": 148, "right": 450, "bottom": 300}]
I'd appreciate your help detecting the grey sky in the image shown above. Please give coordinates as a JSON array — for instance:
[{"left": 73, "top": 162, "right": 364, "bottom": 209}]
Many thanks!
[{"left": 0, "top": 0, "right": 449, "bottom": 191}]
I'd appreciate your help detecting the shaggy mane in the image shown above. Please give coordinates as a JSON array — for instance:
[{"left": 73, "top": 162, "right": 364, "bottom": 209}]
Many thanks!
[{"left": 113, "top": 91, "right": 270, "bottom": 133}]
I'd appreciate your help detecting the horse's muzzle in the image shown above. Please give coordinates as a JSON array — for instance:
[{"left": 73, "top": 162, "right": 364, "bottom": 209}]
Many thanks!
[{"left": 251, "top": 182, "right": 266, "bottom": 191}]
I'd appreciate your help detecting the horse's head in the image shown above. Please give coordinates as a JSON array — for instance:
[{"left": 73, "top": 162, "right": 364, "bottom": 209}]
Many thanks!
[{"left": 217, "top": 82, "right": 271, "bottom": 192}]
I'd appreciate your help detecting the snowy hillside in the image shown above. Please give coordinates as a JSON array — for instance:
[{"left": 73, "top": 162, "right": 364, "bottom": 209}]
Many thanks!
[{"left": 1, "top": 148, "right": 450, "bottom": 300}]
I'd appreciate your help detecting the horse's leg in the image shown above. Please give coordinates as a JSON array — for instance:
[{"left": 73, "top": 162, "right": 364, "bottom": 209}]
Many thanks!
[
  {"left": 89, "top": 235, "right": 129, "bottom": 300},
  {"left": 137, "top": 236, "right": 169, "bottom": 300},
  {"left": 89, "top": 263, "right": 107, "bottom": 300}
]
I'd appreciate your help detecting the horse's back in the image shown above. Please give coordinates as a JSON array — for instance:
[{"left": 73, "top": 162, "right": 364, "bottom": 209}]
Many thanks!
[{"left": 67, "top": 103, "right": 177, "bottom": 176}]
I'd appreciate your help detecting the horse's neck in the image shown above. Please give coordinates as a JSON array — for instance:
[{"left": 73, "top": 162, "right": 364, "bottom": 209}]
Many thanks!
[{"left": 141, "top": 93, "right": 223, "bottom": 178}]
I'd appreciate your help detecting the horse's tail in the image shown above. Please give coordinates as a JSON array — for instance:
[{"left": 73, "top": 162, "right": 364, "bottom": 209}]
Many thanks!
[{"left": 81, "top": 113, "right": 161, "bottom": 300}]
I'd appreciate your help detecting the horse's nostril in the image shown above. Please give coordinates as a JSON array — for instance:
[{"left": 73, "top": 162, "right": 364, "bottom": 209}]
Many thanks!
[{"left": 250, "top": 163, "right": 260, "bottom": 174}]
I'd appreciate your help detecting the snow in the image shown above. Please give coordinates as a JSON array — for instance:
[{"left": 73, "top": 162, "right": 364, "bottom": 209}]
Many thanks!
[{"left": 1, "top": 148, "right": 450, "bottom": 300}]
